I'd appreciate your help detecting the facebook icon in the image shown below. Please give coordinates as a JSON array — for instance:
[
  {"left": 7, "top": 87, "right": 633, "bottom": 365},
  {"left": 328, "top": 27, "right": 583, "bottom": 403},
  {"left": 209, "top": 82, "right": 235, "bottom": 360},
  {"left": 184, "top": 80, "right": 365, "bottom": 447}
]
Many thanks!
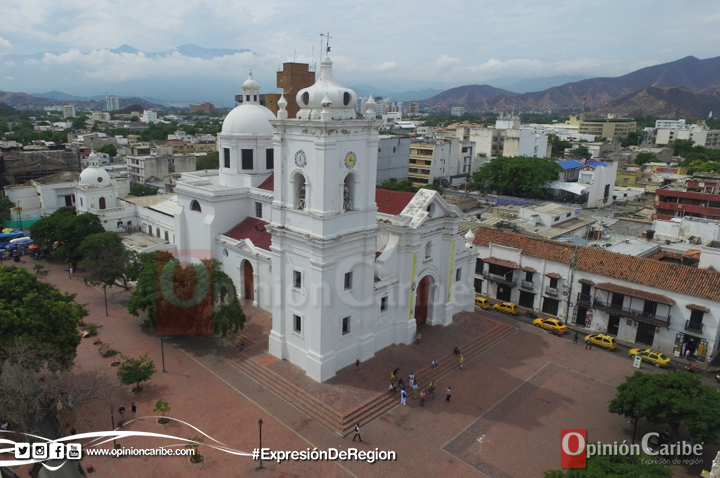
[{"left": 48, "top": 443, "right": 65, "bottom": 459}]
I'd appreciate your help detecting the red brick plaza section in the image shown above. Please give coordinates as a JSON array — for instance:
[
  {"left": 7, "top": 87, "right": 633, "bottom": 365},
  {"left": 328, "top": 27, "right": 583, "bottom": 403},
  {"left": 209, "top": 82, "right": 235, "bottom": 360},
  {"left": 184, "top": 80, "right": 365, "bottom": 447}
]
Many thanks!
[{"left": 7, "top": 259, "right": 716, "bottom": 478}]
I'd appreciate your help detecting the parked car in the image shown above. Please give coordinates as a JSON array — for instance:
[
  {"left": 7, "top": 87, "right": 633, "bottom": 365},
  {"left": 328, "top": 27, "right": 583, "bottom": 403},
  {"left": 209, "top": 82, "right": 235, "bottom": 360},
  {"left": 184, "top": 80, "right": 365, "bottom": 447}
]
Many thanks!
[
  {"left": 475, "top": 296, "right": 490, "bottom": 309},
  {"left": 628, "top": 348, "right": 671, "bottom": 368},
  {"left": 493, "top": 302, "right": 518, "bottom": 315},
  {"left": 584, "top": 334, "right": 617, "bottom": 350},
  {"left": 533, "top": 318, "right": 568, "bottom": 334}
]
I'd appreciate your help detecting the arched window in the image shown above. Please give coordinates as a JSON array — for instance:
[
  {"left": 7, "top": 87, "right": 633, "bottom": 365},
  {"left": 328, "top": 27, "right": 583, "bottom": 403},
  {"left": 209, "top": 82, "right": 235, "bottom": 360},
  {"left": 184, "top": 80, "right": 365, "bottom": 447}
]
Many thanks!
[
  {"left": 294, "top": 174, "right": 307, "bottom": 210},
  {"left": 343, "top": 175, "right": 355, "bottom": 212},
  {"left": 98, "top": 197, "right": 106, "bottom": 210},
  {"left": 190, "top": 200, "right": 202, "bottom": 212}
]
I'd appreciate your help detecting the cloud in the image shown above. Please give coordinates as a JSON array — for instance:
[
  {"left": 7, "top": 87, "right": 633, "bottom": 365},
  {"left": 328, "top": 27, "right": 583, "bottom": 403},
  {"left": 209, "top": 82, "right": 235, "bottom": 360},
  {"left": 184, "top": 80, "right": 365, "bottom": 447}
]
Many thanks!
[
  {"left": 0, "top": 36, "right": 12, "bottom": 54},
  {"left": 3, "top": 76, "right": 14, "bottom": 81},
  {"left": 371, "top": 61, "right": 396, "bottom": 72}
]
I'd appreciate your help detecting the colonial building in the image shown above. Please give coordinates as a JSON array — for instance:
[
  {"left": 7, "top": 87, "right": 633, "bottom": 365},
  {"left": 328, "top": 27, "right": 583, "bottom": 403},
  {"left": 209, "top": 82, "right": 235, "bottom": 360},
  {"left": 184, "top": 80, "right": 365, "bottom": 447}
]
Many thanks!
[{"left": 473, "top": 228, "right": 720, "bottom": 362}]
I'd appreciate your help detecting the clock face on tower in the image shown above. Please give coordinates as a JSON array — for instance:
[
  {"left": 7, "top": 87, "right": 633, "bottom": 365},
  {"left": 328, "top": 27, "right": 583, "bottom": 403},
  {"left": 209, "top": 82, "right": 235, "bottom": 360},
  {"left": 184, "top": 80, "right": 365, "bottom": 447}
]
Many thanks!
[
  {"left": 294, "top": 150, "right": 307, "bottom": 167},
  {"left": 344, "top": 151, "right": 357, "bottom": 169}
]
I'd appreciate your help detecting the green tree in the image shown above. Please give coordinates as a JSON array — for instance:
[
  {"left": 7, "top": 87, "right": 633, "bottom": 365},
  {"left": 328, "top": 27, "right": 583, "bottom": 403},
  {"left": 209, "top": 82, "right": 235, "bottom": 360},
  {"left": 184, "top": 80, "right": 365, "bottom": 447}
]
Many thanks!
[
  {"left": 608, "top": 371, "right": 720, "bottom": 443},
  {"left": 544, "top": 454, "right": 671, "bottom": 478},
  {"left": 671, "top": 139, "right": 695, "bottom": 156},
  {"left": 633, "top": 152, "right": 658, "bottom": 165},
  {"left": 29, "top": 208, "right": 105, "bottom": 263},
  {"left": 472, "top": 156, "right": 563, "bottom": 197},
  {"left": 71, "top": 116, "right": 88, "bottom": 130},
  {"left": 153, "top": 400, "right": 171, "bottom": 424},
  {"left": 547, "top": 134, "right": 572, "bottom": 157},
  {"left": 196, "top": 151, "right": 219, "bottom": 170},
  {"left": 97, "top": 143, "right": 118, "bottom": 158},
  {"left": 117, "top": 353, "right": 156, "bottom": 392},
  {"left": 127, "top": 253, "right": 245, "bottom": 336},
  {"left": 0, "top": 196, "right": 15, "bottom": 220},
  {"left": 620, "top": 131, "right": 641, "bottom": 147},
  {"left": 130, "top": 183, "right": 159, "bottom": 196},
  {"left": 688, "top": 160, "right": 720, "bottom": 174},
  {"left": 377, "top": 178, "right": 419, "bottom": 193},
  {"left": 185, "top": 435, "right": 205, "bottom": 463},
  {"left": 0, "top": 266, "right": 88, "bottom": 372},
  {"left": 570, "top": 145, "right": 592, "bottom": 160},
  {"left": 78, "top": 232, "right": 133, "bottom": 316}
]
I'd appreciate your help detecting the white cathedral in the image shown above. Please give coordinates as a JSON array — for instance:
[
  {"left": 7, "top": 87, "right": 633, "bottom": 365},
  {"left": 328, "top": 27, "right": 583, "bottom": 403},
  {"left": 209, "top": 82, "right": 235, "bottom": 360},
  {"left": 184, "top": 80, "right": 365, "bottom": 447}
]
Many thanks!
[{"left": 74, "top": 56, "right": 477, "bottom": 381}]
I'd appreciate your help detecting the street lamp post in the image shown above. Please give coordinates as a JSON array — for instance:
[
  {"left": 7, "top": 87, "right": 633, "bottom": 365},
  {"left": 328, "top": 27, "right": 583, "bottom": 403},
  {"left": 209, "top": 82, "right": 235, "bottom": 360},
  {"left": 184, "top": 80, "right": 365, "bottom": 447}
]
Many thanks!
[
  {"left": 160, "top": 336, "right": 166, "bottom": 373},
  {"left": 257, "top": 419, "right": 263, "bottom": 470}
]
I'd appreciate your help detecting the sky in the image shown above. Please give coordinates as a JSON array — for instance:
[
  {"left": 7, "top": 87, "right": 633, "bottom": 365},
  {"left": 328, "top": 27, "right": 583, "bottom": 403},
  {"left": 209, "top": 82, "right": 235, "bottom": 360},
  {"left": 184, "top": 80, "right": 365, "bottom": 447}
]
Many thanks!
[{"left": 0, "top": 0, "right": 719, "bottom": 106}]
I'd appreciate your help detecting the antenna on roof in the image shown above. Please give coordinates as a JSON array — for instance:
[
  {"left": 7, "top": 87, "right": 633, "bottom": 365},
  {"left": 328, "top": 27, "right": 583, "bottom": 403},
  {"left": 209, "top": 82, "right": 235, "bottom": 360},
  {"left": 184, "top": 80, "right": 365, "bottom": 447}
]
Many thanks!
[{"left": 320, "top": 32, "right": 332, "bottom": 55}]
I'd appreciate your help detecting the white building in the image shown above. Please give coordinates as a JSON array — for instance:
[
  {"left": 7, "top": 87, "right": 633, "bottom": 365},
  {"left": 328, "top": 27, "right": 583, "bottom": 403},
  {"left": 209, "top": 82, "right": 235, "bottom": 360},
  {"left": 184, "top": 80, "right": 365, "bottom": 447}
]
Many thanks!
[
  {"left": 170, "top": 62, "right": 476, "bottom": 381},
  {"left": 376, "top": 135, "right": 410, "bottom": 184},
  {"left": 141, "top": 110, "right": 160, "bottom": 124},
  {"left": 62, "top": 105, "right": 76, "bottom": 119},
  {"left": 451, "top": 106, "right": 465, "bottom": 117},
  {"left": 655, "top": 121, "right": 720, "bottom": 149},
  {"left": 106, "top": 95, "right": 120, "bottom": 112},
  {"left": 473, "top": 228, "right": 720, "bottom": 363}
]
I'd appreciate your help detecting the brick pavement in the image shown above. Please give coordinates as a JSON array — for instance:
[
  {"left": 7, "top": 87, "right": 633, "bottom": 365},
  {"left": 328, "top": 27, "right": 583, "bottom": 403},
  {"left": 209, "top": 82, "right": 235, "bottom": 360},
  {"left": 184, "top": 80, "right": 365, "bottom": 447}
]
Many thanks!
[{"left": 8, "top": 257, "right": 717, "bottom": 478}]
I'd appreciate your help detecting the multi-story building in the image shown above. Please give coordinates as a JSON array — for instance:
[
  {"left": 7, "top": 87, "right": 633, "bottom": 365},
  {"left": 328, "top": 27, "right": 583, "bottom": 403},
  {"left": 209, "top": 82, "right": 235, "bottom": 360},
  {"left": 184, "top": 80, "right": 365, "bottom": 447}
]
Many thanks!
[
  {"left": 653, "top": 172, "right": 720, "bottom": 221},
  {"left": 106, "top": 95, "right": 120, "bottom": 112},
  {"left": 451, "top": 106, "right": 464, "bottom": 116},
  {"left": 408, "top": 139, "right": 459, "bottom": 186},
  {"left": 655, "top": 119, "right": 686, "bottom": 130},
  {"left": 473, "top": 228, "right": 720, "bottom": 362},
  {"left": 189, "top": 102, "right": 216, "bottom": 114},
  {"left": 264, "top": 63, "right": 315, "bottom": 119},
  {"left": 62, "top": 105, "right": 76, "bottom": 119},
  {"left": 407, "top": 102, "right": 419, "bottom": 115},
  {"left": 376, "top": 136, "right": 410, "bottom": 184},
  {"left": 568, "top": 116, "right": 637, "bottom": 139},
  {"left": 125, "top": 154, "right": 196, "bottom": 185},
  {"left": 655, "top": 121, "right": 720, "bottom": 149},
  {"left": 141, "top": 110, "right": 160, "bottom": 124}
]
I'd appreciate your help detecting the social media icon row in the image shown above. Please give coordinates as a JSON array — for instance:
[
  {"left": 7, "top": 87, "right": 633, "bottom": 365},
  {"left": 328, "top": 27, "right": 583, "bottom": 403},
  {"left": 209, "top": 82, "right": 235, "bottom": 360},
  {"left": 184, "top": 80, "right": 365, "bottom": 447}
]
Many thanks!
[{"left": 15, "top": 442, "right": 81, "bottom": 460}]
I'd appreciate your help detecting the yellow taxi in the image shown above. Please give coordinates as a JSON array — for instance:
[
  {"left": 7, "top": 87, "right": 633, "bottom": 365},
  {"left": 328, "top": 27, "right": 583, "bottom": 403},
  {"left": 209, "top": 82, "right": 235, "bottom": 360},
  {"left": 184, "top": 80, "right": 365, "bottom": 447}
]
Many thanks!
[
  {"left": 628, "top": 348, "right": 671, "bottom": 368},
  {"left": 584, "top": 334, "right": 617, "bottom": 350},
  {"left": 475, "top": 297, "right": 490, "bottom": 309},
  {"left": 533, "top": 318, "right": 568, "bottom": 334},
  {"left": 493, "top": 302, "right": 518, "bottom": 315}
]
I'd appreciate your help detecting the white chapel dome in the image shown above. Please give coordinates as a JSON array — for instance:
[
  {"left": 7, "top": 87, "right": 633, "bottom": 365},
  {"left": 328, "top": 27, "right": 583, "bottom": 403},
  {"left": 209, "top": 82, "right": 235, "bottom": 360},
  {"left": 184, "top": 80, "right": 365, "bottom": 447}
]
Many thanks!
[
  {"left": 221, "top": 71, "right": 276, "bottom": 136},
  {"left": 79, "top": 166, "right": 111, "bottom": 187},
  {"left": 296, "top": 56, "right": 357, "bottom": 121}
]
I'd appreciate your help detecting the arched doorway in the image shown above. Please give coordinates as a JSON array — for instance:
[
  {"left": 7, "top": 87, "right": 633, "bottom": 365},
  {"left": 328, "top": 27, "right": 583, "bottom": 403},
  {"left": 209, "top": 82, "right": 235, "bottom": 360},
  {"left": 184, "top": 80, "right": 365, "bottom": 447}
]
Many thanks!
[
  {"left": 414, "top": 275, "right": 434, "bottom": 326},
  {"left": 242, "top": 261, "right": 254, "bottom": 301}
]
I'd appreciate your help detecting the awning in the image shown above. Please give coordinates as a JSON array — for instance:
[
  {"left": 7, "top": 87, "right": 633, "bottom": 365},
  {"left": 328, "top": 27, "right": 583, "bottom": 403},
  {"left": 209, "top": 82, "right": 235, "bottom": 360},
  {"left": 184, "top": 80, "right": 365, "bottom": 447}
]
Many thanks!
[
  {"left": 686, "top": 304, "right": 710, "bottom": 313},
  {"left": 28, "top": 244, "right": 40, "bottom": 250},
  {"left": 483, "top": 257, "right": 520, "bottom": 269},
  {"left": 594, "top": 282, "right": 676, "bottom": 306},
  {"left": 546, "top": 272, "right": 562, "bottom": 279},
  {"left": 547, "top": 181, "right": 590, "bottom": 196},
  {"left": 578, "top": 279, "right": 595, "bottom": 286},
  {"left": 522, "top": 266, "right": 536, "bottom": 273}
]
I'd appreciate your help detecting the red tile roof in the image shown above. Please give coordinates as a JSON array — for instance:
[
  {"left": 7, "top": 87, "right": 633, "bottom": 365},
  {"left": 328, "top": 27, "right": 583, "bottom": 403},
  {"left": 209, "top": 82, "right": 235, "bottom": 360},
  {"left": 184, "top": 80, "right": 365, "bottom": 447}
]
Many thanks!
[
  {"left": 474, "top": 228, "right": 720, "bottom": 302},
  {"left": 483, "top": 257, "right": 520, "bottom": 269},
  {"left": 578, "top": 279, "right": 595, "bottom": 286},
  {"left": 546, "top": 272, "right": 562, "bottom": 279},
  {"left": 257, "top": 173, "right": 274, "bottom": 191},
  {"left": 474, "top": 228, "right": 578, "bottom": 264},
  {"left": 522, "top": 266, "right": 536, "bottom": 273},
  {"left": 375, "top": 188, "right": 415, "bottom": 215},
  {"left": 686, "top": 303, "right": 710, "bottom": 313},
  {"left": 594, "top": 282, "right": 675, "bottom": 306},
  {"left": 224, "top": 217, "right": 271, "bottom": 251}
]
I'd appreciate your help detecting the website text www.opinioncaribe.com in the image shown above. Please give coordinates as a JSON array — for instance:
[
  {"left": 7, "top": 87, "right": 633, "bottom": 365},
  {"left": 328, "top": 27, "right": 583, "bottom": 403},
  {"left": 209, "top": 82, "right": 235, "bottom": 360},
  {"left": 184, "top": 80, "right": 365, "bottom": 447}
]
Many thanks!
[
  {"left": 84, "top": 447, "right": 197, "bottom": 457},
  {"left": 254, "top": 447, "right": 396, "bottom": 464}
]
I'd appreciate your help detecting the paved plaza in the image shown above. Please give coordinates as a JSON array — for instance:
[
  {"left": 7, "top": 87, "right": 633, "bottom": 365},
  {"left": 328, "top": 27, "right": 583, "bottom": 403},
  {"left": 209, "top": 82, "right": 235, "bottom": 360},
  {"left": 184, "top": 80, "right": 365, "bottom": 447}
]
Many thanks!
[{"left": 4, "top": 258, "right": 718, "bottom": 478}]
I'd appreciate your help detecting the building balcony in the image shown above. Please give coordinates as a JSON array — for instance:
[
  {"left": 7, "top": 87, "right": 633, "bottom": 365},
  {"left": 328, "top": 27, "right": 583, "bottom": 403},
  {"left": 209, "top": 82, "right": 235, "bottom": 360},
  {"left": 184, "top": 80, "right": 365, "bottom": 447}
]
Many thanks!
[
  {"left": 593, "top": 298, "right": 671, "bottom": 327},
  {"left": 482, "top": 272, "right": 516, "bottom": 287},
  {"left": 685, "top": 320, "right": 704, "bottom": 334},
  {"left": 654, "top": 200, "right": 720, "bottom": 218},
  {"left": 545, "top": 286, "right": 558, "bottom": 297},
  {"left": 520, "top": 280, "right": 534, "bottom": 290},
  {"left": 576, "top": 293, "right": 593, "bottom": 306}
]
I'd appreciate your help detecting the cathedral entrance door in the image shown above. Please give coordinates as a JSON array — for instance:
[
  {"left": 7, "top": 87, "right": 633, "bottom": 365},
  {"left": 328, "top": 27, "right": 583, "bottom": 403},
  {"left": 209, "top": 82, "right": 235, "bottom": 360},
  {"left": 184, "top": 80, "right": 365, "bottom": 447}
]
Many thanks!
[
  {"left": 414, "top": 276, "right": 433, "bottom": 326},
  {"left": 243, "top": 261, "right": 254, "bottom": 301}
]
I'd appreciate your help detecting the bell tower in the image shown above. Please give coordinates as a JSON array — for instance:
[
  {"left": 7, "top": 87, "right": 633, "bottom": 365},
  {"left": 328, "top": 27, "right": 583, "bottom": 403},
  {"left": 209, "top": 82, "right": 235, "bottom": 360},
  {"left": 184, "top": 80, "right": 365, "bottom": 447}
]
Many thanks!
[{"left": 268, "top": 54, "right": 381, "bottom": 381}]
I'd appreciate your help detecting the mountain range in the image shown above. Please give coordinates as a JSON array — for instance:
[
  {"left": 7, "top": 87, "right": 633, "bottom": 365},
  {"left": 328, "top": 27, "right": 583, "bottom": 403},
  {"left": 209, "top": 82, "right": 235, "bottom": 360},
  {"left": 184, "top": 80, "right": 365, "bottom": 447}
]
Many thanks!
[{"left": 420, "top": 56, "right": 720, "bottom": 118}]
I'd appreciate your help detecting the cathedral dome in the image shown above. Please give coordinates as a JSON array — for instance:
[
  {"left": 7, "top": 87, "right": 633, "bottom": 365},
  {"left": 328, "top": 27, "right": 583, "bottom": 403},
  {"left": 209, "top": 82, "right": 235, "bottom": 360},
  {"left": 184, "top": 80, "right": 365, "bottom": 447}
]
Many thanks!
[
  {"left": 78, "top": 166, "right": 111, "bottom": 187},
  {"left": 296, "top": 56, "right": 357, "bottom": 120},
  {"left": 221, "top": 71, "right": 276, "bottom": 136}
]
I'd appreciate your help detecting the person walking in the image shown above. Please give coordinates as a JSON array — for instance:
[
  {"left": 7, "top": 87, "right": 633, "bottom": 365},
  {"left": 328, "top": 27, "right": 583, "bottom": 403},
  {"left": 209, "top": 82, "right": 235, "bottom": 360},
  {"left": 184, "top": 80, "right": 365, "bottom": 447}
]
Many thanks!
[
  {"left": 585, "top": 337, "right": 592, "bottom": 350},
  {"left": 705, "top": 356, "right": 713, "bottom": 371},
  {"left": 355, "top": 359, "right": 360, "bottom": 372},
  {"left": 131, "top": 403, "right": 137, "bottom": 419},
  {"left": 400, "top": 388, "right": 407, "bottom": 406},
  {"left": 352, "top": 423, "right": 362, "bottom": 442},
  {"left": 408, "top": 372, "right": 415, "bottom": 388},
  {"left": 419, "top": 390, "right": 426, "bottom": 407},
  {"left": 459, "top": 355, "right": 464, "bottom": 370},
  {"left": 573, "top": 332, "right": 579, "bottom": 344},
  {"left": 446, "top": 386, "right": 452, "bottom": 402},
  {"left": 431, "top": 359, "right": 439, "bottom": 370},
  {"left": 412, "top": 383, "right": 419, "bottom": 400},
  {"left": 118, "top": 405, "right": 125, "bottom": 420}
]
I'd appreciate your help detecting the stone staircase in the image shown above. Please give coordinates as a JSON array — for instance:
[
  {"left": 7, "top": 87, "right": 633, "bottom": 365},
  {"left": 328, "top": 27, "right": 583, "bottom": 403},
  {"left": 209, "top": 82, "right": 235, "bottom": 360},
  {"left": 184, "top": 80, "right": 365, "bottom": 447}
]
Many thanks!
[{"left": 227, "top": 320, "right": 516, "bottom": 436}]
